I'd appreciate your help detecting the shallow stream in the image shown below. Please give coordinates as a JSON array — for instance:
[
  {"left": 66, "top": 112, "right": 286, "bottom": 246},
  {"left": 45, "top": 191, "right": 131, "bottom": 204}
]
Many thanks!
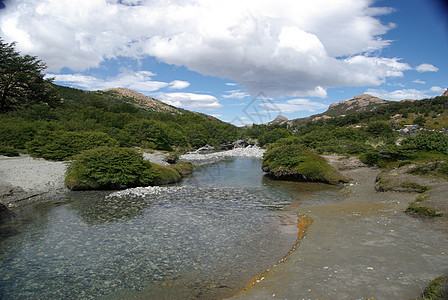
[{"left": 0, "top": 155, "right": 341, "bottom": 299}]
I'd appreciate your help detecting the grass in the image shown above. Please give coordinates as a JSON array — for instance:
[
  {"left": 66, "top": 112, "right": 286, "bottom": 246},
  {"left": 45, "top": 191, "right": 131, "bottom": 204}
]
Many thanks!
[
  {"left": 419, "top": 276, "right": 448, "bottom": 299},
  {"left": 405, "top": 191, "right": 443, "bottom": 218}
]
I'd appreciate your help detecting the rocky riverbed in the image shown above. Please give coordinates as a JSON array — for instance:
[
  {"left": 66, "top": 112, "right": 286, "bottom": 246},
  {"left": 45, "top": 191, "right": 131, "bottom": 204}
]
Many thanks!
[{"left": 231, "top": 155, "right": 448, "bottom": 299}]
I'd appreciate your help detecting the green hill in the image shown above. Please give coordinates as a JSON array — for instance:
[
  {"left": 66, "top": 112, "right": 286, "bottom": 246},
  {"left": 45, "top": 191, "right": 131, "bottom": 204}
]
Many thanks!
[{"left": 0, "top": 84, "right": 242, "bottom": 159}]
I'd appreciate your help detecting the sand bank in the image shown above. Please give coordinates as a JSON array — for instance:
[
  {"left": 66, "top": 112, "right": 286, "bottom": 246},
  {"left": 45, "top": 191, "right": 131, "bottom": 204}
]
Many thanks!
[{"left": 231, "top": 156, "right": 448, "bottom": 299}]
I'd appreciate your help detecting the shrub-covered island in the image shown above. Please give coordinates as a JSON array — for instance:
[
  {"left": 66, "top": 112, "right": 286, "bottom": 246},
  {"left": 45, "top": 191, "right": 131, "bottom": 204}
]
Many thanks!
[
  {"left": 262, "top": 142, "right": 350, "bottom": 184},
  {"left": 65, "top": 147, "right": 193, "bottom": 190}
]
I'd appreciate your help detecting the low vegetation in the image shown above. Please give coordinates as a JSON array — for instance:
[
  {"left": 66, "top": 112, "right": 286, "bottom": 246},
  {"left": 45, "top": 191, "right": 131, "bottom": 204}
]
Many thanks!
[
  {"left": 420, "top": 276, "right": 448, "bottom": 300},
  {"left": 65, "top": 147, "right": 193, "bottom": 190},
  {"left": 262, "top": 144, "right": 349, "bottom": 184}
]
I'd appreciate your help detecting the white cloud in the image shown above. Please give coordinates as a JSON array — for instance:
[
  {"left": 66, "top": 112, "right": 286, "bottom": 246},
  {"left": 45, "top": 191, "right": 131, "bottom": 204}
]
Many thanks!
[
  {"left": 49, "top": 71, "right": 169, "bottom": 92},
  {"left": 416, "top": 63, "right": 439, "bottom": 73},
  {"left": 412, "top": 79, "right": 426, "bottom": 84},
  {"left": 260, "top": 98, "right": 328, "bottom": 114},
  {"left": 429, "top": 86, "right": 445, "bottom": 93},
  {"left": 366, "top": 87, "right": 444, "bottom": 100},
  {"left": 154, "top": 92, "right": 222, "bottom": 110},
  {"left": 1, "top": 0, "right": 408, "bottom": 97},
  {"left": 168, "top": 80, "right": 190, "bottom": 89},
  {"left": 222, "top": 90, "right": 250, "bottom": 99}
]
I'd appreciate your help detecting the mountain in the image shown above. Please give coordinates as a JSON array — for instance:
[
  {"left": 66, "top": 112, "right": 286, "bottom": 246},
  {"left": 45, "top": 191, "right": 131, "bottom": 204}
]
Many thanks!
[
  {"left": 279, "top": 94, "right": 388, "bottom": 126},
  {"left": 268, "top": 115, "right": 288, "bottom": 125},
  {"left": 325, "top": 94, "right": 388, "bottom": 117},
  {"left": 442, "top": 88, "right": 448, "bottom": 97},
  {"left": 104, "top": 88, "right": 181, "bottom": 114}
]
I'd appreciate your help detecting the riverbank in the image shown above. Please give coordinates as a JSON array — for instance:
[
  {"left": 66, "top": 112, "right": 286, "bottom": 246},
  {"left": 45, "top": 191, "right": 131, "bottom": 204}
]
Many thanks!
[
  {"left": 231, "top": 156, "right": 448, "bottom": 299},
  {"left": 0, "top": 155, "right": 68, "bottom": 208},
  {"left": 0, "top": 150, "right": 179, "bottom": 208}
]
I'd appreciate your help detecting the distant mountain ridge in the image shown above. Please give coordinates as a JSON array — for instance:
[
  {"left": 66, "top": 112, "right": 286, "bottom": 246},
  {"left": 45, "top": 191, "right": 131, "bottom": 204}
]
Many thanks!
[
  {"left": 325, "top": 94, "right": 387, "bottom": 117},
  {"left": 104, "top": 88, "right": 182, "bottom": 114},
  {"left": 269, "top": 94, "right": 390, "bottom": 126}
]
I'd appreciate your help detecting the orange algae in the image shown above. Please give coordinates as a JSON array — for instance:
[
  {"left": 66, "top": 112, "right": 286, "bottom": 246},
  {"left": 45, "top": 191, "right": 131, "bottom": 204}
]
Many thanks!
[{"left": 238, "top": 212, "right": 312, "bottom": 293}]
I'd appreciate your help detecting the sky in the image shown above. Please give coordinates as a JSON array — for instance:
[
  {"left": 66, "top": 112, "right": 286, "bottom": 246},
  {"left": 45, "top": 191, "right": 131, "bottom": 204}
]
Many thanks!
[{"left": 1, "top": 0, "right": 447, "bottom": 125}]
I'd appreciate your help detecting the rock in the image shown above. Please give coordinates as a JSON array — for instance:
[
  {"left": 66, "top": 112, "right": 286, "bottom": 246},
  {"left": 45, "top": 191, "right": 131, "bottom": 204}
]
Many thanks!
[
  {"left": 442, "top": 88, "right": 448, "bottom": 97},
  {"left": 232, "top": 139, "right": 249, "bottom": 148},
  {"left": 268, "top": 115, "right": 288, "bottom": 125},
  {"left": 195, "top": 144, "right": 215, "bottom": 152}
]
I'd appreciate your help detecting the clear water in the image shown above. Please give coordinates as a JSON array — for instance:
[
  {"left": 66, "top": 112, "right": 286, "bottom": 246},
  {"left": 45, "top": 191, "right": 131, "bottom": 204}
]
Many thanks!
[{"left": 0, "top": 157, "right": 341, "bottom": 299}]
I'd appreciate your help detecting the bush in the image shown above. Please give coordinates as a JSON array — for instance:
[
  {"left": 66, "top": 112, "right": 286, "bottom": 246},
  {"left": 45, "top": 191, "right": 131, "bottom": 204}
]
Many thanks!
[
  {"left": 421, "top": 276, "right": 448, "bottom": 299},
  {"left": 258, "top": 128, "right": 292, "bottom": 146},
  {"left": 366, "top": 121, "right": 395, "bottom": 139},
  {"left": 262, "top": 144, "right": 349, "bottom": 184},
  {"left": 65, "top": 147, "right": 153, "bottom": 189},
  {"left": 65, "top": 147, "right": 191, "bottom": 190},
  {"left": 413, "top": 115, "right": 426, "bottom": 127},
  {"left": 0, "top": 119, "right": 38, "bottom": 149},
  {"left": 0, "top": 144, "right": 20, "bottom": 156},
  {"left": 359, "top": 149, "right": 380, "bottom": 165},
  {"left": 26, "top": 130, "right": 119, "bottom": 160},
  {"left": 402, "top": 131, "right": 448, "bottom": 154}
]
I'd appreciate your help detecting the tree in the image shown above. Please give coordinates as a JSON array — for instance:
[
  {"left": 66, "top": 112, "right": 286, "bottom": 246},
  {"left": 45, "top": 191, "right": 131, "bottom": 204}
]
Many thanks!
[{"left": 0, "top": 39, "right": 58, "bottom": 113}]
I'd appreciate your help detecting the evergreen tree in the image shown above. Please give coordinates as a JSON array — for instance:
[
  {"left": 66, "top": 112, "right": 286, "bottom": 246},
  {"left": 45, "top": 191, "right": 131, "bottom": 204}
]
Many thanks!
[{"left": 0, "top": 39, "right": 58, "bottom": 112}]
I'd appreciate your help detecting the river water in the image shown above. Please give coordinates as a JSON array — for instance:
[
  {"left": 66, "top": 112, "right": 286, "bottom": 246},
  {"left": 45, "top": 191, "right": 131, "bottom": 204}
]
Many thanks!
[{"left": 0, "top": 154, "right": 341, "bottom": 299}]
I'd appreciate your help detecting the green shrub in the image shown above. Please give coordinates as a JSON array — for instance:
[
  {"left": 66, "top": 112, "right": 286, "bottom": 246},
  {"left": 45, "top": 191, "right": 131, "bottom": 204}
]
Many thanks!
[
  {"left": 406, "top": 202, "right": 443, "bottom": 218},
  {"left": 439, "top": 163, "right": 448, "bottom": 175},
  {"left": 258, "top": 128, "right": 292, "bottom": 146},
  {"left": 359, "top": 150, "right": 380, "bottom": 165},
  {"left": 413, "top": 115, "right": 426, "bottom": 126},
  {"left": 65, "top": 147, "right": 153, "bottom": 189},
  {"left": 0, "top": 119, "right": 38, "bottom": 149},
  {"left": 421, "top": 276, "right": 448, "bottom": 299},
  {"left": 402, "top": 131, "right": 448, "bottom": 154},
  {"left": 26, "top": 130, "right": 119, "bottom": 160},
  {"left": 65, "top": 147, "right": 190, "bottom": 190},
  {"left": 262, "top": 144, "right": 349, "bottom": 184},
  {"left": 366, "top": 121, "right": 395, "bottom": 139},
  {"left": 0, "top": 144, "right": 20, "bottom": 156}
]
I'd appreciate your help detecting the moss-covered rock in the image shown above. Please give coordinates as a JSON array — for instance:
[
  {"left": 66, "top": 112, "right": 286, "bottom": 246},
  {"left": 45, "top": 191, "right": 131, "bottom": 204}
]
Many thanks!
[
  {"left": 262, "top": 144, "right": 350, "bottom": 185},
  {"left": 420, "top": 276, "right": 448, "bottom": 299}
]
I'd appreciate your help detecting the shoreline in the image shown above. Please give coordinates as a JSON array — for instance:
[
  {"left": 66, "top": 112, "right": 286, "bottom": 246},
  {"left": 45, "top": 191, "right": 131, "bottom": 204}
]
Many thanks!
[
  {"left": 0, "top": 155, "right": 68, "bottom": 208},
  {"left": 231, "top": 156, "right": 448, "bottom": 299}
]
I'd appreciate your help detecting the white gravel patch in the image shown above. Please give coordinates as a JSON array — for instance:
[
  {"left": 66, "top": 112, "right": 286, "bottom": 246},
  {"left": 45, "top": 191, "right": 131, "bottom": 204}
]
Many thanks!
[
  {"left": 107, "top": 186, "right": 185, "bottom": 199},
  {"left": 181, "top": 146, "right": 265, "bottom": 163},
  {"left": 141, "top": 151, "right": 170, "bottom": 166},
  {"left": 0, "top": 155, "right": 67, "bottom": 191}
]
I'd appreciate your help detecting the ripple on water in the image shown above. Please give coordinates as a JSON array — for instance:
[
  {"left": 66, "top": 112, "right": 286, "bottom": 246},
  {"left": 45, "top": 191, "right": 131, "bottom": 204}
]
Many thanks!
[{"left": 0, "top": 186, "right": 300, "bottom": 299}]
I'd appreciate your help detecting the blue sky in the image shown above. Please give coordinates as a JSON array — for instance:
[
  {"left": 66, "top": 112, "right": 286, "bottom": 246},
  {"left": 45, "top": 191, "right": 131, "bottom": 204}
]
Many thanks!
[{"left": 1, "top": 0, "right": 447, "bottom": 125}]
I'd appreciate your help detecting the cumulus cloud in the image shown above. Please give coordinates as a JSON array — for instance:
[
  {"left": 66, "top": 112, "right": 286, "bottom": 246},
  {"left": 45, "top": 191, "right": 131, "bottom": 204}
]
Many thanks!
[
  {"left": 366, "top": 86, "right": 445, "bottom": 100},
  {"left": 222, "top": 90, "right": 250, "bottom": 99},
  {"left": 260, "top": 98, "right": 328, "bottom": 114},
  {"left": 168, "top": 80, "right": 190, "bottom": 89},
  {"left": 49, "top": 71, "right": 189, "bottom": 93},
  {"left": 412, "top": 79, "right": 426, "bottom": 84},
  {"left": 154, "top": 92, "right": 222, "bottom": 110},
  {"left": 1, "top": 0, "right": 408, "bottom": 97},
  {"left": 416, "top": 63, "right": 439, "bottom": 73}
]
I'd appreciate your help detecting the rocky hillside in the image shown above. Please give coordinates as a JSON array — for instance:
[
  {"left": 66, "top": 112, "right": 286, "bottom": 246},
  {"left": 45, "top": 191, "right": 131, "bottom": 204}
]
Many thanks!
[
  {"left": 104, "top": 88, "right": 181, "bottom": 114},
  {"left": 325, "top": 94, "right": 388, "bottom": 117},
  {"left": 280, "top": 94, "right": 388, "bottom": 126},
  {"left": 268, "top": 115, "right": 288, "bottom": 125},
  {"left": 442, "top": 88, "right": 448, "bottom": 97}
]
